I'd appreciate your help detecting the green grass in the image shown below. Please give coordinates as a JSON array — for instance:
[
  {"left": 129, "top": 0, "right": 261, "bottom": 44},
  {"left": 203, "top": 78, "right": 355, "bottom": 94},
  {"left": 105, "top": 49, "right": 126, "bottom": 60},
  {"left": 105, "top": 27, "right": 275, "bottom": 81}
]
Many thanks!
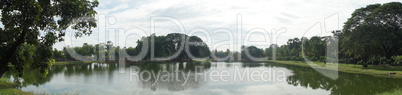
[
  {"left": 54, "top": 61, "right": 104, "bottom": 66},
  {"left": 0, "top": 78, "right": 32, "bottom": 95},
  {"left": 1, "top": 78, "right": 80, "bottom": 95},
  {"left": 192, "top": 59, "right": 212, "bottom": 62},
  {"left": 264, "top": 60, "right": 402, "bottom": 78},
  {"left": 32, "top": 91, "right": 79, "bottom": 95},
  {"left": 377, "top": 89, "right": 402, "bottom": 95}
]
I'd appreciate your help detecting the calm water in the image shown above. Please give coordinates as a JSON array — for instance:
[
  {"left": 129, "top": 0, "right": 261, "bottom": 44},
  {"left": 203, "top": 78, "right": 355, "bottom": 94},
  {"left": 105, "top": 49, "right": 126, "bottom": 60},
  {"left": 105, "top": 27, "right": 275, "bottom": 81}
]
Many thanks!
[{"left": 4, "top": 62, "right": 402, "bottom": 95}]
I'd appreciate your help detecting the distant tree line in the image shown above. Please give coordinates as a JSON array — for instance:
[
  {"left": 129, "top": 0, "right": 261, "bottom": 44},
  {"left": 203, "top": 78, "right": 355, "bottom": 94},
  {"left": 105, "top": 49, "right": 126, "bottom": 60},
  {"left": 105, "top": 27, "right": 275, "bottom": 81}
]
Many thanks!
[
  {"left": 50, "top": 33, "right": 267, "bottom": 62},
  {"left": 52, "top": 33, "right": 211, "bottom": 62},
  {"left": 51, "top": 31, "right": 401, "bottom": 66},
  {"left": 52, "top": 41, "right": 120, "bottom": 61},
  {"left": 263, "top": 36, "right": 333, "bottom": 62}
]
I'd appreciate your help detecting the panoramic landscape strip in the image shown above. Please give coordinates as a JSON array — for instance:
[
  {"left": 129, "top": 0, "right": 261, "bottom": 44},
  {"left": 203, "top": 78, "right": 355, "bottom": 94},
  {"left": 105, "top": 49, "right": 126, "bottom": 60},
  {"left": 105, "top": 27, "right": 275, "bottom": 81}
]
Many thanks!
[{"left": 0, "top": 0, "right": 401, "bottom": 95}]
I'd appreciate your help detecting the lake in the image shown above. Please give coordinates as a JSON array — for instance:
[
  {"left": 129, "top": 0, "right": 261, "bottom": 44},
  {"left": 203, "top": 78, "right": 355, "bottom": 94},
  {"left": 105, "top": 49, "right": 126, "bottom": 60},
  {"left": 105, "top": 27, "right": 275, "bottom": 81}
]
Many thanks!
[{"left": 4, "top": 62, "right": 402, "bottom": 95}]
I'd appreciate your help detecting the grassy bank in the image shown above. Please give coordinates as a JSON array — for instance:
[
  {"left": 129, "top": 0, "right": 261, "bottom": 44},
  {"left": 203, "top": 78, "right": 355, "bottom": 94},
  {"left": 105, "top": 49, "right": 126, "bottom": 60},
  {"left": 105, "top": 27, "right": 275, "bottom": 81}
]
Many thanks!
[
  {"left": 53, "top": 60, "right": 202, "bottom": 65},
  {"left": 0, "top": 78, "right": 32, "bottom": 95},
  {"left": 377, "top": 89, "right": 402, "bottom": 95},
  {"left": 54, "top": 61, "right": 104, "bottom": 66},
  {"left": 264, "top": 60, "right": 402, "bottom": 78}
]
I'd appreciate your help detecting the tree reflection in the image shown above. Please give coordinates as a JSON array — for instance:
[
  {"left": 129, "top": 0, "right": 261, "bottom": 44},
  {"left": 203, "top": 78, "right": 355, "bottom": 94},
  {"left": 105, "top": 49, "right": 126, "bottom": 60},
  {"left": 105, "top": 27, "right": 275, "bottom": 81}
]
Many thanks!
[
  {"left": 4, "top": 65, "right": 64, "bottom": 88},
  {"left": 267, "top": 63, "right": 402, "bottom": 95},
  {"left": 241, "top": 62, "right": 264, "bottom": 67},
  {"left": 3, "top": 62, "right": 211, "bottom": 92},
  {"left": 132, "top": 62, "right": 211, "bottom": 91},
  {"left": 3, "top": 62, "right": 119, "bottom": 89},
  {"left": 5, "top": 62, "right": 401, "bottom": 94}
]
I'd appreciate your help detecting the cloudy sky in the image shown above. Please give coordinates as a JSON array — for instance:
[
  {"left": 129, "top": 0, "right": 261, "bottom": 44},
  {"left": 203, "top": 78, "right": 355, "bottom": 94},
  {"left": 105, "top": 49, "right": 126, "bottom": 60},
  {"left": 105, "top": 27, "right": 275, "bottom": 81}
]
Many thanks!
[{"left": 55, "top": 0, "right": 399, "bottom": 51}]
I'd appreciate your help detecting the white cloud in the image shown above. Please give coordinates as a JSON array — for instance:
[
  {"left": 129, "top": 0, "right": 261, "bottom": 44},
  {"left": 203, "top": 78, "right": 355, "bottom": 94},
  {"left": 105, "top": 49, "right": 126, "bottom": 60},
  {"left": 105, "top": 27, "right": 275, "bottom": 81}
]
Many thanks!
[{"left": 54, "top": 0, "right": 398, "bottom": 51}]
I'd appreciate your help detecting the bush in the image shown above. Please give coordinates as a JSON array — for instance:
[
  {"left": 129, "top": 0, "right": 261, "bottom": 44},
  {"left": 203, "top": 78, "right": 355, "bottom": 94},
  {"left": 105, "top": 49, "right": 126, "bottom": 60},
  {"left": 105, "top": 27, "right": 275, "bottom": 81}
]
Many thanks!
[
  {"left": 291, "top": 56, "right": 302, "bottom": 61},
  {"left": 326, "top": 57, "right": 337, "bottom": 63},
  {"left": 284, "top": 57, "right": 291, "bottom": 61},
  {"left": 278, "top": 57, "right": 283, "bottom": 60},
  {"left": 339, "top": 58, "right": 354, "bottom": 64},
  {"left": 297, "top": 56, "right": 302, "bottom": 61},
  {"left": 290, "top": 56, "right": 295, "bottom": 61},
  {"left": 310, "top": 56, "right": 318, "bottom": 61},
  {"left": 392, "top": 56, "right": 402, "bottom": 66},
  {"left": 379, "top": 57, "right": 391, "bottom": 65},
  {"left": 319, "top": 56, "right": 326, "bottom": 62},
  {"left": 367, "top": 56, "right": 380, "bottom": 65},
  {"left": 358, "top": 60, "right": 368, "bottom": 68}
]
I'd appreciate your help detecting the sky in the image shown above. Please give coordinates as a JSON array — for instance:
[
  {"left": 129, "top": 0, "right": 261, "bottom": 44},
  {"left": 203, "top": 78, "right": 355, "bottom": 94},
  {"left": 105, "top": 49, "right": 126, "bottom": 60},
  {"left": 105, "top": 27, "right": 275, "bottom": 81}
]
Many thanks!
[{"left": 54, "top": 0, "right": 400, "bottom": 51}]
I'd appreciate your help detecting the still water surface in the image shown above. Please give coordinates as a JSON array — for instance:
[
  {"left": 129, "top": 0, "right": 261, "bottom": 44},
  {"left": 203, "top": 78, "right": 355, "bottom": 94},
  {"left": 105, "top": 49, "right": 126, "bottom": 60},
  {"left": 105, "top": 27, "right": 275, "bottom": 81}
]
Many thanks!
[{"left": 4, "top": 62, "right": 402, "bottom": 95}]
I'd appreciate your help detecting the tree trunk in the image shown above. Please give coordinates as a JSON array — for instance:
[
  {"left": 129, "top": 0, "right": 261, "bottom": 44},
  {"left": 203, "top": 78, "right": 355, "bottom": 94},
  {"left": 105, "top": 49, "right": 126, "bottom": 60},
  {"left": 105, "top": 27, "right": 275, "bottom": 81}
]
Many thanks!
[
  {"left": 0, "top": 63, "right": 8, "bottom": 78},
  {"left": 385, "top": 52, "right": 392, "bottom": 60}
]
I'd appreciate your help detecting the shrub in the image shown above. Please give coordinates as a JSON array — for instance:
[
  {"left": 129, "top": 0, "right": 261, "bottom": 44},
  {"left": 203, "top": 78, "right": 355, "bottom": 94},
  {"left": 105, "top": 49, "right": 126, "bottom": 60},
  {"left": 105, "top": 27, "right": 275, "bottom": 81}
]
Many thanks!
[
  {"left": 379, "top": 57, "right": 391, "bottom": 65},
  {"left": 392, "top": 56, "right": 402, "bottom": 66},
  {"left": 367, "top": 56, "right": 380, "bottom": 65},
  {"left": 339, "top": 58, "right": 354, "bottom": 64},
  {"left": 291, "top": 56, "right": 295, "bottom": 60},
  {"left": 310, "top": 56, "right": 318, "bottom": 61},
  {"left": 297, "top": 56, "right": 302, "bottom": 61},
  {"left": 358, "top": 60, "right": 368, "bottom": 68},
  {"left": 319, "top": 56, "right": 326, "bottom": 62},
  {"left": 326, "top": 57, "right": 337, "bottom": 63},
  {"left": 284, "top": 57, "right": 291, "bottom": 61},
  {"left": 291, "top": 56, "right": 301, "bottom": 61}
]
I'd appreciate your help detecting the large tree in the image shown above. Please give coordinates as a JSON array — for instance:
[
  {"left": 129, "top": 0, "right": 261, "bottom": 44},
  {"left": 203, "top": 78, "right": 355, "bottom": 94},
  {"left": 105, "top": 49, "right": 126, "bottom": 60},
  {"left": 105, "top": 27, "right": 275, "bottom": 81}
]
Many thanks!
[
  {"left": 341, "top": 2, "right": 402, "bottom": 60},
  {"left": 0, "top": 0, "right": 99, "bottom": 78},
  {"left": 241, "top": 45, "right": 264, "bottom": 61},
  {"left": 131, "top": 33, "right": 210, "bottom": 61}
]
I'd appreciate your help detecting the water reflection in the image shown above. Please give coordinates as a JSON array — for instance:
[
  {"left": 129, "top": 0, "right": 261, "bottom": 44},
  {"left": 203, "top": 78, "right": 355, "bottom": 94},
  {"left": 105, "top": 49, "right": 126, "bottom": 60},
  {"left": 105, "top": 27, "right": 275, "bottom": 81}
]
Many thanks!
[
  {"left": 266, "top": 63, "right": 402, "bottom": 95},
  {"left": 3, "top": 62, "right": 402, "bottom": 95},
  {"left": 131, "top": 62, "right": 211, "bottom": 91},
  {"left": 3, "top": 65, "right": 64, "bottom": 88},
  {"left": 4, "top": 62, "right": 211, "bottom": 92}
]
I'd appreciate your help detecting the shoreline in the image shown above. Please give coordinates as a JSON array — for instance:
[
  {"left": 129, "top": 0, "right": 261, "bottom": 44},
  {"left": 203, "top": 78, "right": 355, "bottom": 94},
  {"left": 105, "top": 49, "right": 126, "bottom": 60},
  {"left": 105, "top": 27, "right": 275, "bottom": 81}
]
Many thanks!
[
  {"left": 54, "top": 60, "right": 402, "bottom": 79},
  {"left": 262, "top": 60, "right": 402, "bottom": 78},
  {"left": 0, "top": 78, "right": 32, "bottom": 95}
]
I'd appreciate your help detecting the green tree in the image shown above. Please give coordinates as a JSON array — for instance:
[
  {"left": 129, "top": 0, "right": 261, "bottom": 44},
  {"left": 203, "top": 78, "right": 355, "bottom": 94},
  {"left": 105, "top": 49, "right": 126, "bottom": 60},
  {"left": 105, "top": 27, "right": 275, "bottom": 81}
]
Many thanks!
[
  {"left": 0, "top": 0, "right": 99, "bottom": 78},
  {"left": 241, "top": 45, "right": 264, "bottom": 61},
  {"left": 132, "top": 33, "right": 210, "bottom": 61},
  {"left": 287, "top": 38, "right": 301, "bottom": 57},
  {"left": 75, "top": 43, "right": 96, "bottom": 56},
  {"left": 224, "top": 49, "right": 231, "bottom": 61},
  {"left": 52, "top": 48, "right": 65, "bottom": 61},
  {"left": 63, "top": 47, "right": 74, "bottom": 60},
  {"left": 340, "top": 2, "right": 402, "bottom": 60},
  {"left": 265, "top": 44, "right": 279, "bottom": 60},
  {"left": 307, "top": 36, "right": 326, "bottom": 60}
]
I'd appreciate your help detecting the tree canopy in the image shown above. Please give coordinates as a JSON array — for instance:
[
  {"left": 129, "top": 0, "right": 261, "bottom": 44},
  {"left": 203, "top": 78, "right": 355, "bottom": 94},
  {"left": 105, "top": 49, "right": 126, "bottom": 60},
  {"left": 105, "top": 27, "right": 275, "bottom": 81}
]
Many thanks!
[
  {"left": 129, "top": 33, "right": 211, "bottom": 61},
  {"left": 241, "top": 45, "right": 265, "bottom": 61},
  {"left": 340, "top": 2, "right": 402, "bottom": 60},
  {"left": 0, "top": 0, "right": 99, "bottom": 78}
]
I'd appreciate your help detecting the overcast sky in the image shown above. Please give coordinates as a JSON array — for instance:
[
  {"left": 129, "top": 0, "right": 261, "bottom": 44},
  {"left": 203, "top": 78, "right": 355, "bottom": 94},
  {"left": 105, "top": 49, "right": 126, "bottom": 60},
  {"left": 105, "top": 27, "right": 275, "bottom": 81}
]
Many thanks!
[{"left": 54, "top": 0, "right": 399, "bottom": 51}]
